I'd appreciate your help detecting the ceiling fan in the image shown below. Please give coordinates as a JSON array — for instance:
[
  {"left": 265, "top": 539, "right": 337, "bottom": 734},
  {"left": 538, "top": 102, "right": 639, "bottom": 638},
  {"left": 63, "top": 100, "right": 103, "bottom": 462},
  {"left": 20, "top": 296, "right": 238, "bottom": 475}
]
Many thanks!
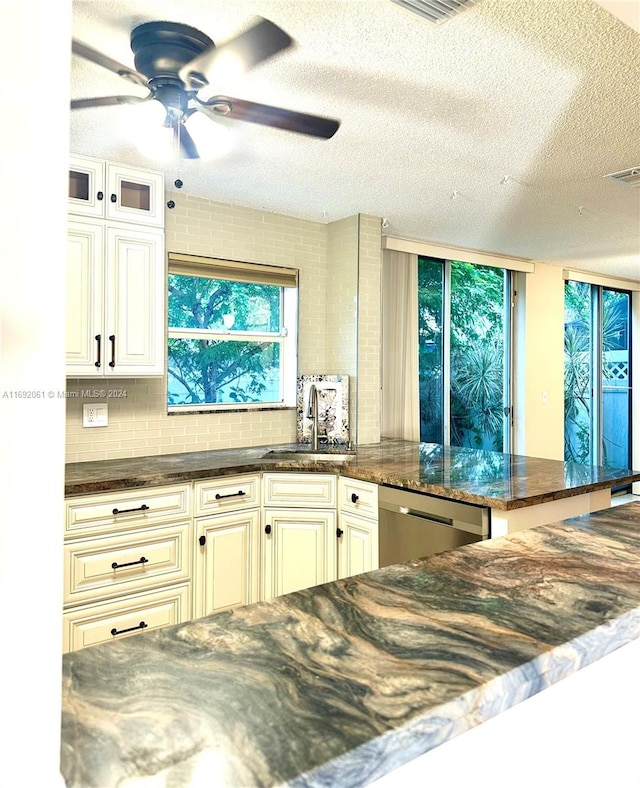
[{"left": 71, "top": 16, "right": 340, "bottom": 159}]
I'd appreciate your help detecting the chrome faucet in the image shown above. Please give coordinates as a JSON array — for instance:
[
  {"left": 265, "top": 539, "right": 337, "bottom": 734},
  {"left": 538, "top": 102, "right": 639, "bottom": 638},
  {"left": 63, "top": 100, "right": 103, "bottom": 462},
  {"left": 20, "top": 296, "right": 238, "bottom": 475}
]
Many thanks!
[{"left": 306, "top": 384, "right": 320, "bottom": 450}]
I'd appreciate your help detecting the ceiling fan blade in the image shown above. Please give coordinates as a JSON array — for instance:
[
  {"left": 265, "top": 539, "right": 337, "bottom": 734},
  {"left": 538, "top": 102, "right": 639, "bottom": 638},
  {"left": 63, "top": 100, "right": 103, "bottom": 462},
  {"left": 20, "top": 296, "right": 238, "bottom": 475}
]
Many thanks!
[
  {"left": 179, "top": 17, "right": 293, "bottom": 91},
  {"left": 71, "top": 95, "right": 150, "bottom": 110},
  {"left": 72, "top": 40, "right": 150, "bottom": 89},
  {"left": 198, "top": 96, "right": 340, "bottom": 139},
  {"left": 177, "top": 122, "right": 200, "bottom": 159}
]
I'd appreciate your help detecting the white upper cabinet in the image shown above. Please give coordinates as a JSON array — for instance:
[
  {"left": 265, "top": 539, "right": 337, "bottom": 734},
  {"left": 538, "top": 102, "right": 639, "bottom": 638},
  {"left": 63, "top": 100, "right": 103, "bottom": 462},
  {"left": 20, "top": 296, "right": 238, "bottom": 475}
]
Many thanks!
[
  {"left": 65, "top": 217, "right": 165, "bottom": 377},
  {"left": 69, "top": 155, "right": 164, "bottom": 227},
  {"left": 66, "top": 155, "right": 165, "bottom": 378}
]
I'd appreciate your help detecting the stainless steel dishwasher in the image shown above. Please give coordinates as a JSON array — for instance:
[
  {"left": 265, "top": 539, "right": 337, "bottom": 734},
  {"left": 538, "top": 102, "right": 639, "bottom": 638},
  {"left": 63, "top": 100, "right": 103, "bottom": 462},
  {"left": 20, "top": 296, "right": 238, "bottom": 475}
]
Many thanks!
[{"left": 378, "top": 485, "right": 490, "bottom": 567}]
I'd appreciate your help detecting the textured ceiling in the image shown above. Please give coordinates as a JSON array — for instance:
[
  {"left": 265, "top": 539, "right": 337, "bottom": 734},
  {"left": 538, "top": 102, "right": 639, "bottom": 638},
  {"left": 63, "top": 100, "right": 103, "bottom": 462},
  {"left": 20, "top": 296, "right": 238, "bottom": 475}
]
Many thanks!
[{"left": 70, "top": 0, "right": 640, "bottom": 278}]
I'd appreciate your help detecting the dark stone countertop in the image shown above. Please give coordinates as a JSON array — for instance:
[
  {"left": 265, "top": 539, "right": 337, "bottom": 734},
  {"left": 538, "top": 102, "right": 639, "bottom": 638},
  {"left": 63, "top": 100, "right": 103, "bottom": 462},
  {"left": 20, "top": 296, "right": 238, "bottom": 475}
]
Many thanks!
[
  {"left": 65, "top": 439, "right": 640, "bottom": 510},
  {"left": 60, "top": 502, "right": 640, "bottom": 787}
]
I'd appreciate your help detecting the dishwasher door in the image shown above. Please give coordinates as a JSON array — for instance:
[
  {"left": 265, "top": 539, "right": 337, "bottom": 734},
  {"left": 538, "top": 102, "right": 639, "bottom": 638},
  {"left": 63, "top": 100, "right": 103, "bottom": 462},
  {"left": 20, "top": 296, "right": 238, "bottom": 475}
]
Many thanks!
[{"left": 378, "top": 485, "right": 490, "bottom": 567}]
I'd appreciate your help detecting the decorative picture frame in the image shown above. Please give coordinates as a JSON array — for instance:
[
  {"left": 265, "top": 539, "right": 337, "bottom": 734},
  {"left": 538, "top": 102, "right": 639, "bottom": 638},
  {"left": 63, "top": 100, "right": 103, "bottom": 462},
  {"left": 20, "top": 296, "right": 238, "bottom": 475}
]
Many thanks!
[{"left": 296, "top": 374, "right": 350, "bottom": 445}]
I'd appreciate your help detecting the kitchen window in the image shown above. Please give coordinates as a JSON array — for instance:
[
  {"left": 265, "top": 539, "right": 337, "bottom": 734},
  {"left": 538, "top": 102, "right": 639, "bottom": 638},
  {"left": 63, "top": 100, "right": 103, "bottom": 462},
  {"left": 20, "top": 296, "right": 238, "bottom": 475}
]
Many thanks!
[{"left": 167, "top": 253, "right": 298, "bottom": 411}]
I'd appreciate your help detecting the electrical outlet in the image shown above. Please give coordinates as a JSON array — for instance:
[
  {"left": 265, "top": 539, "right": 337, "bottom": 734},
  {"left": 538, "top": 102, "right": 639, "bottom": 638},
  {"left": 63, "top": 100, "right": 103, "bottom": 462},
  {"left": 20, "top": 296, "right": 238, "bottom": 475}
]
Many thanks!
[{"left": 83, "top": 402, "right": 108, "bottom": 427}]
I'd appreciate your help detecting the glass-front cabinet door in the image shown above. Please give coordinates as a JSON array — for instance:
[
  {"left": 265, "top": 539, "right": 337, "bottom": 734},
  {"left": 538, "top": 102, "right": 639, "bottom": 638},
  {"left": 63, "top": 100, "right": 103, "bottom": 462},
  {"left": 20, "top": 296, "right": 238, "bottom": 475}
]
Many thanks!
[
  {"left": 105, "top": 162, "right": 164, "bottom": 227},
  {"left": 68, "top": 155, "right": 164, "bottom": 227},
  {"left": 68, "top": 155, "right": 105, "bottom": 218}
]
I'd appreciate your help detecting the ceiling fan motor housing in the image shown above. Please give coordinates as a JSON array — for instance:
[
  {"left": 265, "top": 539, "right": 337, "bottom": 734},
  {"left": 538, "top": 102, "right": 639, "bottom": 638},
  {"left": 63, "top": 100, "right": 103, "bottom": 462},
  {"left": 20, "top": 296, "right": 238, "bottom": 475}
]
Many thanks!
[{"left": 131, "top": 21, "right": 214, "bottom": 89}]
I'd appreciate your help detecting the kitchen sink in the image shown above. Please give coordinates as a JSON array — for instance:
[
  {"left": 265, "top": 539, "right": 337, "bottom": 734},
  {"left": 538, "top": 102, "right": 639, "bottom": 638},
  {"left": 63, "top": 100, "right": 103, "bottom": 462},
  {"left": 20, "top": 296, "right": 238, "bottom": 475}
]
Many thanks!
[{"left": 261, "top": 448, "right": 356, "bottom": 462}]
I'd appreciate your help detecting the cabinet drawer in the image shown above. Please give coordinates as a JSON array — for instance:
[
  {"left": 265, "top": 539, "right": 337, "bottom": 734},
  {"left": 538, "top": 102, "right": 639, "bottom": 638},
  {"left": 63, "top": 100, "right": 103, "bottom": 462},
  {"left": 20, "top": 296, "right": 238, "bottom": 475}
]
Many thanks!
[
  {"left": 338, "top": 477, "right": 378, "bottom": 519},
  {"left": 64, "top": 521, "right": 191, "bottom": 605},
  {"left": 65, "top": 484, "right": 191, "bottom": 537},
  {"left": 195, "top": 474, "right": 260, "bottom": 516},
  {"left": 263, "top": 473, "right": 336, "bottom": 507},
  {"left": 63, "top": 583, "right": 191, "bottom": 653}
]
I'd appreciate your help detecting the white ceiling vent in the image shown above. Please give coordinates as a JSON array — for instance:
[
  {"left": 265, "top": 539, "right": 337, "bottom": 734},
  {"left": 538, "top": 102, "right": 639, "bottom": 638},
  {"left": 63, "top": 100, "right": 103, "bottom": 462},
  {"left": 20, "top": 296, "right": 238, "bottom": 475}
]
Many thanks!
[
  {"left": 389, "top": 0, "right": 480, "bottom": 26},
  {"left": 604, "top": 167, "right": 640, "bottom": 188}
]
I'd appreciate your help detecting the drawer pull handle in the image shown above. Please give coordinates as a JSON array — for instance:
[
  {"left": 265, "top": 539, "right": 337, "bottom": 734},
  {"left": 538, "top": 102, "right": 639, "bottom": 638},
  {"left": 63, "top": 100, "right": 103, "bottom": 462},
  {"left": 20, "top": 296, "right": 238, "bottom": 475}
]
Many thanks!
[
  {"left": 351, "top": 493, "right": 359, "bottom": 504},
  {"left": 111, "top": 621, "right": 148, "bottom": 637},
  {"left": 215, "top": 490, "right": 246, "bottom": 501},
  {"left": 112, "top": 504, "right": 149, "bottom": 515},
  {"left": 111, "top": 556, "right": 148, "bottom": 570}
]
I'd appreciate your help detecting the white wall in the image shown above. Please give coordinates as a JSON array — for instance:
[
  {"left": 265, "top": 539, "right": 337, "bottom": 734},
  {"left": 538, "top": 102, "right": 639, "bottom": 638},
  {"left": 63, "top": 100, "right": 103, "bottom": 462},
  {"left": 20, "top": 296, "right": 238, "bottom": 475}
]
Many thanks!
[
  {"left": 515, "top": 262, "right": 566, "bottom": 460},
  {"left": 0, "top": 1, "right": 69, "bottom": 784}
]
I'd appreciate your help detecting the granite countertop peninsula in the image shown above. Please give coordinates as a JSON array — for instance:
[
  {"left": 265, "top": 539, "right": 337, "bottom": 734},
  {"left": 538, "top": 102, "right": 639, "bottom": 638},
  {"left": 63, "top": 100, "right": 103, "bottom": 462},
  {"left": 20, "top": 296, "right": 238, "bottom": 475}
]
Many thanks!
[
  {"left": 61, "top": 502, "right": 640, "bottom": 787},
  {"left": 65, "top": 439, "right": 640, "bottom": 510}
]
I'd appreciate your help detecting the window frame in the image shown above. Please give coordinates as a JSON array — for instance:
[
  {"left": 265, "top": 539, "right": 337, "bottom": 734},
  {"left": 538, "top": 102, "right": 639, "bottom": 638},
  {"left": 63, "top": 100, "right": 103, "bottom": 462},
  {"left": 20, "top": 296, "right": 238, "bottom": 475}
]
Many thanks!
[{"left": 167, "top": 253, "right": 298, "bottom": 413}]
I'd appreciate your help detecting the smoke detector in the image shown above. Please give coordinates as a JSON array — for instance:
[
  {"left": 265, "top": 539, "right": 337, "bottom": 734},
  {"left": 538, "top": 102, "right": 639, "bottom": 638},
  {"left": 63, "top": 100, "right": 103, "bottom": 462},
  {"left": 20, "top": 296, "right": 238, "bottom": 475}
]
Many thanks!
[
  {"left": 604, "top": 167, "right": 640, "bottom": 188},
  {"left": 389, "top": 0, "right": 480, "bottom": 26}
]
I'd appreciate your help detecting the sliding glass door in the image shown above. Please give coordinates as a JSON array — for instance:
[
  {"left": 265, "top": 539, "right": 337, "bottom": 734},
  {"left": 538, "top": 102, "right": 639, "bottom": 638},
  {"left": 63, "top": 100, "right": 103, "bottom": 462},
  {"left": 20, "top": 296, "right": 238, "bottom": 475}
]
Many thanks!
[
  {"left": 564, "top": 281, "right": 632, "bottom": 469},
  {"left": 418, "top": 257, "right": 512, "bottom": 451}
]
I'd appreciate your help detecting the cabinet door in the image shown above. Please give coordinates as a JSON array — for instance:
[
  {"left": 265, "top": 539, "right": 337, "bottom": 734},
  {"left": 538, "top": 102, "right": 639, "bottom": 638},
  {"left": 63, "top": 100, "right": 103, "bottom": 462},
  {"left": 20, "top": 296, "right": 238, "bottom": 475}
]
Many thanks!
[
  {"left": 262, "top": 508, "right": 337, "bottom": 600},
  {"left": 105, "top": 225, "right": 165, "bottom": 376},
  {"left": 65, "top": 218, "right": 104, "bottom": 376},
  {"left": 106, "top": 163, "right": 164, "bottom": 226},
  {"left": 196, "top": 510, "right": 260, "bottom": 618},
  {"left": 338, "top": 512, "right": 379, "bottom": 580},
  {"left": 68, "top": 155, "right": 105, "bottom": 218}
]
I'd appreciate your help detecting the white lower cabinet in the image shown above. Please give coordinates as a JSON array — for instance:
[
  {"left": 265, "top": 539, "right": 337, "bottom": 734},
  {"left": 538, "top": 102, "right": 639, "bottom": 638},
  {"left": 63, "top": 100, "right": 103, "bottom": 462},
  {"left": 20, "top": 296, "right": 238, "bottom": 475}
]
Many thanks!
[
  {"left": 63, "top": 484, "right": 193, "bottom": 653},
  {"left": 63, "top": 472, "right": 380, "bottom": 651},
  {"left": 338, "top": 477, "right": 379, "bottom": 578},
  {"left": 193, "top": 474, "right": 261, "bottom": 618},
  {"left": 262, "top": 472, "right": 338, "bottom": 600},
  {"left": 338, "top": 512, "right": 378, "bottom": 579},
  {"left": 63, "top": 584, "right": 190, "bottom": 653},
  {"left": 262, "top": 508, "right": 337, "bottom": 600},
  {"left": 195, "top": 509, "right": 260, "bottom": 617}
]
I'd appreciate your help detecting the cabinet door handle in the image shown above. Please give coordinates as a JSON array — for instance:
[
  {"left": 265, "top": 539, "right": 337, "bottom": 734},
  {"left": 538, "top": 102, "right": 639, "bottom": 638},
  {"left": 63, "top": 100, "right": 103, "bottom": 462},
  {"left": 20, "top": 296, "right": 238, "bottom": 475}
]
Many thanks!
[
  {"left": 337, "top": 528, "right": 344, "bottom": 538},
  {"left": 97, "top": 191, "right": 104, "bottom": 201},
  {"left": 109, "top": 334, "right": 116, "bottom": 368},
  {"left": 112, "top": 504, "right": 149, "bottom": 515},
  {"left": 110, "top": 193, "right": 117, "bottom": 203},
  {"left": 265, "top": 524, "right": 272, "bottom": 535},
  {"left": 111, "top": 556, "right": 148, "bottom": 570},
  {"left": 199, "top": 535, "right": 206, "bottom": 547},
  {"left": 111, "top": 621, "right": 147, "bottom": 637},
  {"left": 215, "top": 490, "right": 246, "bottom": 500},
  {"left": 351, "top": 493, "right": 359, "bottom": 504},
  {"left": 94, "top": 334, "right": 102, "bottom": 368}
]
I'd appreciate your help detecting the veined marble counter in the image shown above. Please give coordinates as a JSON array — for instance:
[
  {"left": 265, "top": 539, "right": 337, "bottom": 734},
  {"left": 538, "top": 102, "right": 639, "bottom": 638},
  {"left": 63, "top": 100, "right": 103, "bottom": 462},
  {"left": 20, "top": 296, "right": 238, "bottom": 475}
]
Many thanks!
[
  {"left": 61, "top": 502, "right": 640, "bottom": 787},
  {"left": 65, "top": 439, "right": 640, "bottom": 511}
]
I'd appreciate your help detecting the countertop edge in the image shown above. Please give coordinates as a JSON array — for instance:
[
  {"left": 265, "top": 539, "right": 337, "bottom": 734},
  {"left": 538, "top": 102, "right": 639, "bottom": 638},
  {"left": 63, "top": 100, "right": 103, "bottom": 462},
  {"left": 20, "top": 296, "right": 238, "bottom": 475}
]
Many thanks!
[
  {"left": 290, "top": 608, "right": 640, "bottom": 786},
  {"left": 64, "top": 451, "right": 640, "bottom": 510}
]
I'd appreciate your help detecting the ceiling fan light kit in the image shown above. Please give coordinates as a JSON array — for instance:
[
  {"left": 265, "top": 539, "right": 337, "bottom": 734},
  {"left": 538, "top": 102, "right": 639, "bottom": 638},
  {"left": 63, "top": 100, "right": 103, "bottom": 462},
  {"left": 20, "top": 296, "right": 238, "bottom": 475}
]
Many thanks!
[{"left": 71, "top": 16, "right": 341, "bottom": 160}]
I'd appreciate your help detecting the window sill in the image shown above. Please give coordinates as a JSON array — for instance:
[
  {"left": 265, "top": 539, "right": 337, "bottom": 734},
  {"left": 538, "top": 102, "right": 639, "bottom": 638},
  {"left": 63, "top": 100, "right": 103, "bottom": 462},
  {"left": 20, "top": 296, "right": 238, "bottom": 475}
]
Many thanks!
[{"left": 168, "top": 404, "right": 296, "bottom": 416}]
